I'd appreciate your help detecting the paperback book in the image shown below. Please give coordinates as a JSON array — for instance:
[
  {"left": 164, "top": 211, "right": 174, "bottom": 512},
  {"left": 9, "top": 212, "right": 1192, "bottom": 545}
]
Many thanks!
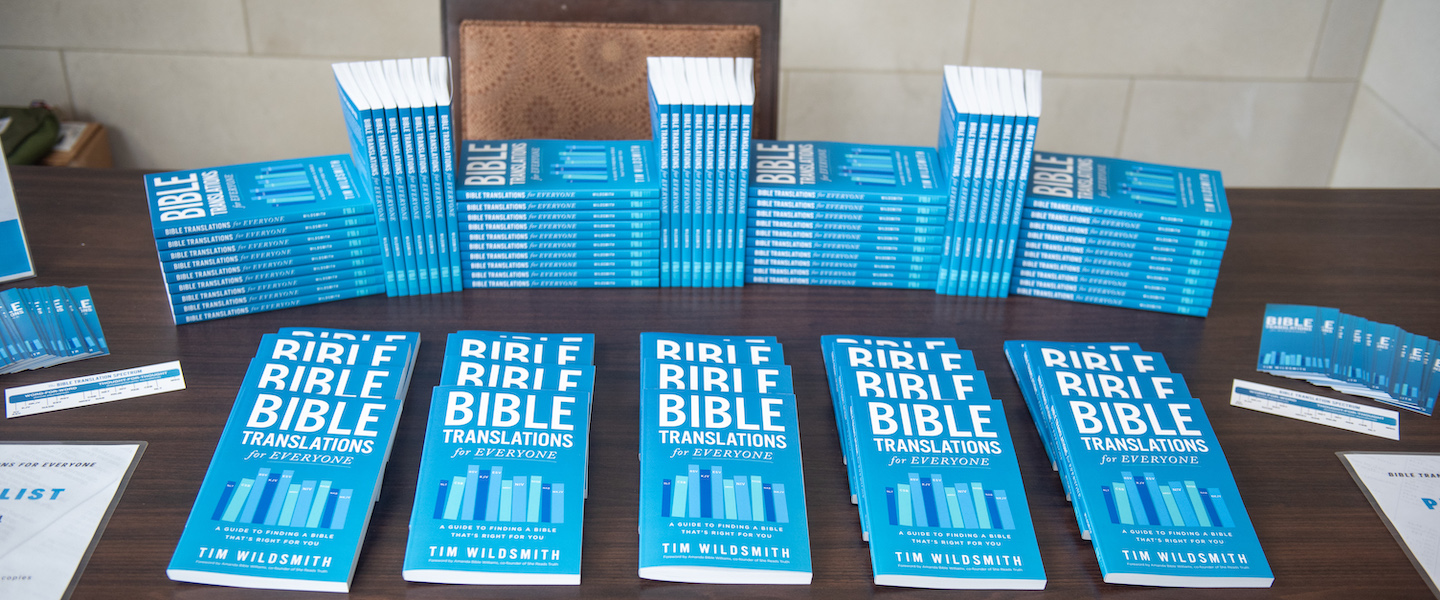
[
  {"left": 168, "top": 328, "right": 419, "bottom": 592},
  {"left": 638, "top": 332, "right": 811, "bottom": 583},
  {"left": 0, "top": 285, "right": 108, "bottom": 374},
  {"left": 0, "top": 158, "right": 35, "bottom": 283}
]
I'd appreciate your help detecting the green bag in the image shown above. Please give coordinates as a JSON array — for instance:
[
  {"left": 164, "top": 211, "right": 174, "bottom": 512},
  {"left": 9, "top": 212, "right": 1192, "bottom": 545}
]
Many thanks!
[{"left": 1, "top": 106, "right": 61, "bottom": 165}]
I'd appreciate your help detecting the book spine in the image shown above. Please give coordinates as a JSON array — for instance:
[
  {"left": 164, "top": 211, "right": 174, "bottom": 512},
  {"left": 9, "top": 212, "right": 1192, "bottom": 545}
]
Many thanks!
[
  {"left": 465, "top": 269, "right": 658, "bottom": 280},
  {"left": 158, "top": 226, "right": 379, "bottom": 262},
  {"left": 1017, "top": 248, "right": 1221, "bottom": 279},
  {"left": 155, "top": 215, "right": 378, "bottom": 251},
  {"left": 750, "top": 208, "right": 947, "bottom": 226},
  {"left": 1016, "top": 257, "right": 1215, "bottom": 288},
  {"left": 1019, "top": 227, "right": 1225, "bottom": 260},
  {"left": 461, "top": 238, "right": 661, "bottom": 250},
  {"left": 464, "top": 278, "right": 658, "bottom": 289},
  {"left": 1010, "top": 275, "right": 1212, "bottom": 308},
  {"left": 171, "top": 266, "right": 386, "bottom": 299},
  {"left": 463, "top": 249, "right": 661, "bottom": 260},
  {"left": 1018, "top": 239, "right": 1223, "bottom": 270},
  {"left": 747, "top": 266, "right": 937, "bottom": 280},
  {"left": 459, "top": 210, "right": 661, "bottom": 222},
  {"left": 747, "top": 218, "right": 943, "bottom": 237},
  {"left": 162, "top": 238, "right": 379, "bottom": 273},
  {"left": 748, "top": 257, "right": 939, "bottom": 272},
  {"left": 173, "top": 277, "right": 386, "bottom": 315},
  {"left": 749, "top": 197, "right": 948, "bottom": 216},
  {"left": 164, "top": 248, "right": 383, "bottom": 283},
  {"left": 1010, "top": 284, "right": 1209, "bottom": 317},
  {"left": 748, "top": 237, "right": 939, "bottom": 255},
  {"left": 749, "top": 226, "right": 943, "bottom": 246},
  {"left": 463, "top": 259, "right": 660, "bottom": 270},
  {"left": 174, "top": 284, "right": 385, "bottom": 324},
  {"left": 745, "top": 275, "right": 935, "bottom": 289},
  {"left": 1022, "top": 218, "right": 1228, "bottom": 250},
  {"left": 1014, "top": 267, "right": 1212, "bottom": 297}
]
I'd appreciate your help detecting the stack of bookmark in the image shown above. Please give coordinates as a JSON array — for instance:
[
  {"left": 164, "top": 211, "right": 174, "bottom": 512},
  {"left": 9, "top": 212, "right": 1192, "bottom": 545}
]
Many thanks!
[
  {"left": 1258, "top": 304, "right": 1438, "bottom": 415},
  {"left": 822, "top": 334, "right": 1045, "bottom": 589},
  {"left": 1010, "top": 152, "right": 1229, "bottom": 316},
  {"left": 144, "top": 156, "right": 386, "bottom": 324},
  {"left": 637, "top": 332, "right": 812, "bottom": 584},
  {"left": 934, "top": 65, "right": 1043, "bottom": 297},
  {"left": 744, "top": 141, "right": 948, "bottom": 290},
  {"left": 0, "top": 285, "right": 108, "bottom": 373},
  {"left": 1004, "top": 340, "right": 1272, "bottom": 587},
  {"left": 453, "top": 140, "right": 661, "bottom": 288},
  {"left": 404, "top": 330, "right": 596, "bottom": 584},
  {"left": 168, "top": 327, "right": 420, "bottom": 592},
  {"left": 332, "top": 57, "right": 461, "bottom": 296},
  {"left": 645, "top": 56, "right": 756, "bottom": 287}
]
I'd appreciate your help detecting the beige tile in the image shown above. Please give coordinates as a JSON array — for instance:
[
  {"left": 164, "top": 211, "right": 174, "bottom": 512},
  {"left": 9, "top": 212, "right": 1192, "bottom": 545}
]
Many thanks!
[
  {"left": 1119, "top": 79, "right": 1354, "bottom": 187},
  {"left": 1310, "top": 0, "right": 1381, "bottom": 79},
  {"left": 1032, "top": 76, "right": 1129, "bottom": 157},
  {"left": 780, "top": 70, "right": 942, "bottom": 147},
  {"left": 781, "top": 0, "right": 970, "bottom": 71},
  {"left": 1361, "top": 0, "right": 1440, "bottom": 147},
  {"left": 1331, "top": 87, "right": 1440, "bottom": 187},
  {"left": 65, "top": 52, "right": 351, "bottom": 169},
  {"left": 969, "top": 0, "right": 1327, "bottom": 78},
  {"left": 246, "top": 0, "right": 441, "bottom": 58},
  {"left": 0, "top": 0, "right": 247, "bottom": 53},
  {"left": 0, "top": 49, "right": 71, "bottom": 115}
]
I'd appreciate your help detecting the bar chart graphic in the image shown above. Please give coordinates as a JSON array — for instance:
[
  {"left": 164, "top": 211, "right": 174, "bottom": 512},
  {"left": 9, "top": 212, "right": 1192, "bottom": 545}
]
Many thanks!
[
  {"left": 210, "top": 468, "right": 354, "bottom": 530},
  {"left": 840, "top": 147, "right": 897, "bottom": 187},
  {"left": 552, "top": 147, "right": 613, "bottom": 183},
  {"left": 251, "top": 162, "right": 317, "bottom": 206},
  {"left": 430, "top": 465, "right": 566, "bottom": 524},
  {"left": 658, "top": 465, "right": 790, "bottom": 523},
  {"left": 884, "top": 474, "right": 1017, "bottom": 530},
  {"left": 1100, "top": 472, "right": 1237, "bottom": 528}
]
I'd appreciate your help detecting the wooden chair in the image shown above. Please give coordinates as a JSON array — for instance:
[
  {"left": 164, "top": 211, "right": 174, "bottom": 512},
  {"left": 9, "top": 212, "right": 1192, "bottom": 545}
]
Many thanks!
[{"left": 442, "top": 0, "right": 780, "bottom": 141}]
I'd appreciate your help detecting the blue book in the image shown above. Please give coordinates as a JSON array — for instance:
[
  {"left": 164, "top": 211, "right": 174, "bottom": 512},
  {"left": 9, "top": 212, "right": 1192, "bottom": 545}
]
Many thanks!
[
  {"left": 1004, "top": 340, "right": 1272, "bottom": 587},
  {"left": 412, "top": 57, "right": 452, "bottom": 293},
  {"left": 154, "top": 214, "right": 378, "bottom": 251},
  {"left": 646, "top": 57, "right": 673, "bottom": 287},
  {"left": 746, "top": 275, "right": 935, "bottom": 290},
  {"left": 1017, "top": 247, "right": 1220, "bottom": 280},
  {"left": 400, "top": 58, "right": 441, "bottom": 294},
  {"left": 465, "top": 249, "right": 660, "bottom": 261},
  {"left": 1025, "top": 152, "right": 1231, "bottom": 230},
  {"left": 749, "top": 257, "right": 940, "bottom": 272},
  {"left": 332, "top": 62, "right": 400, "bottom": 297},
  {"left": 698, "top": 58, "right": 719, "bottom": 288},
  {"left": 749, "top": 217, "right": 945, "bottom": 235},
  {"left": 457, "top": 139, "right": 659, "bottom": 200},
  {"left": 158, "top": 225, "right": 379, "bottom": 263},
  {"left": 1019, "top": 226, "right": 1226, "bottom": 260},
  {"left": 465, "top": 278, "right": 659, "bottom": 289},
  {"left": 367, "top": 60, "right": 418, "bottom": 296},
  {"left": 1023, "top": 216, "right": 1226, "bottom": 250},
  {"left": 1024, "top": 208, "right": 1229, "bottom": 241},
  {"left": 163, "top": 247, "right": 383, "bottom": 285},
  {"left": 462, "top": 230, "right": 661, "bottom": 242},
  {"left": 461, "top": 220, "right": 661, "bottom": 232},
  {"left": 1010, "top": 284, "right": 1209, "bottom": 317},
  {"left": 1013, "top": 266, "right": 1213, "bottom": 298},
  {"left": 751, "top": 208, "right": 947, "bottom": 226},
  {"left": 352, "top": 61, "right": 411, "bottom": 295},
  {"left": 168, "top": 331, "right": 418, "bottom": 592},
  {"left": 1010, "top": 276, "right": 1212, "bottom": 308},
  {"left": 425, "top": 56, "right": 462, "bottom": 294},
  {"left": 466, "top": 268, "right": 657, "bottom": 280},
  {"left": 387, "top": 59, "right": 433, "bottom": 295},
  {"left": 172, "top": 285, "right": 386, "bottom": 325},
  {"left": 0, "top": 159, "right": 35, "bottom": 283},
  {"left": 465, "top": 258, "right": 658, "bottom": 270},
  {"left": 995, "top": 70, "right": 1043, "bottom": 297},
  {"left": 747, "top": 266, "right": 937, "bottom": 281},
  {"left": 749, "top": 237, "right": 940, "bottom": 256},
  {"left": 162, "top": 236, "right": 379, "bottom": 273},
  {"left": 1256, "top": 304, "right": 1323, "bottom": 378},
  {"left": 1015, "top": 256, "right": 1216, "bottom": 289},
  {"left": 460, "top": 199, "right": 660, "bottom": 212},
  {"left": 464, "top": 239, "right": 661, "bottom": 252},
  {"left": 460, "top": 210, "right": 661, "bottom": 223},
  {"left": 751, "top": 197, "right": 949, "bottom": 216},
  {"left": 1018, "top": 238, "right": 1223, "bottom": 270},
  {"left": 748, "top": 141, "right": 946, "bottom": 205},
  {"left": 171, "top": 277, "right": 385, "bottom": 316},
  {"left": 144, "top": 155, "right": 374, "bottom": 240},
  {"left": 638, "top": 332, "right": 810, "bottom": 583},
  {"left": 748, "top": 225, "right": 943, "bottom": 246},
  {"left": 733, "top": 57, "right": 756, "bottom": 286},
  {"left": 403, "top": 385, "right": 591, "bottom": 584},
  {"left": 169, "top": 266, "right": 385, "bottom": 297},
  {"left": 748, "top": 247, "right": 942, "bottom": 264}
]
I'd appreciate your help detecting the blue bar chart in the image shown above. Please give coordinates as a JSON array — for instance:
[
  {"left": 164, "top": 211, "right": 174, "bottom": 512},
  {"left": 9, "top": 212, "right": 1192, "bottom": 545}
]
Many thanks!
[
  {"left": 429, "top": 465, "right": 566, "bottom": 524},
  {"left": 251, "top": 162, "right": 317, "bottom": 206},
  {"left": 885, "top": 474, "right": 1017, "bottom": 530},
  {"left": 210, "top": 468, "right": 354, "bottom": 530},
  {"left": 1100, "top": 472, "right": 1236, "bottom": 528},
  {"left": 659, "top": 465, "right": 790, "bottom": 523}
]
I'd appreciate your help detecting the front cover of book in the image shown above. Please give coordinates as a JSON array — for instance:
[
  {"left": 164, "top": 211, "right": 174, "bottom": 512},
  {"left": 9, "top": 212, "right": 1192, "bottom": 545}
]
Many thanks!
[
  {"left": 457, "top": 140, "right": 659, "bottom": 200},
  {"left": 403, "top": 385, "right": 591, "bottom": 584},
  {"left": 167, "top": 334, "right": 415, "bottom": 592}
]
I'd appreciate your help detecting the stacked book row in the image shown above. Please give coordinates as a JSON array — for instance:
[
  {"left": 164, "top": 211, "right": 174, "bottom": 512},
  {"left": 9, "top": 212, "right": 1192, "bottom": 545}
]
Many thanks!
[
  {"left": 935, "top": 65, "right": 1043, "bottom": 297},
  {"left": 169, "top": 327, "right": 420, "bottom": 592},
  {"left": 145, "top": 155, "right": 387, "bottom": 324},
  {"left": 646, "top": 56, "right": 756, "bottom": 287},
  {"left": 404, "top": 330, "right": 597, "bottom": 583},
  {"left": 744, "top": 141, "right": 949, "bottom": 290},
  {"left": 1, "top": 285, "right": 107, "bottom": 373},
  {"left": 638, "top": 332, "right": 812, "bottom": 583},
  {"left": 1010, "top": 152, "right": 1230, "bottom": 316},
  {"left": 1258, "top": 304, "right": 1439, "bottom": 415},
  {"left": 454, "top": 139, "right": 661, "bottom": 288},
  {"left": 1004, "top": 340, "right": 1272, "bottom": 587},
  {"left": 822, "top": 335, "right": 1045, "bottom": 589},
  {"left": 332, "top": 57, "right": 461, "bottom": 296}
]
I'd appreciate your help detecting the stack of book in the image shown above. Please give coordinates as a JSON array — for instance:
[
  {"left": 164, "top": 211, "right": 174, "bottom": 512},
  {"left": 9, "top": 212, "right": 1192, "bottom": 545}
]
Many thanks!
[
  {"left": 168, "top": 327, "right": 420, "bottom": 592},
  {"left": 935, "top": 65, "right": 1043, "bottom": 297},
  {"left": 638, "top": 332, "right": 812, "bottom": 584},
  {"left": 1258, "top": 304, "right": 1439, "bottom": 415},
  {"left": 822, "top": 335, "right": 1046, "bottom": 589},
  {"left": 144, "top": 155, "right": 387, "bottom": 324},
  {"left": 332, "top": 57, "right": 461, "bottom": 296},
  {"left": 453, "top": 139, "right": 661, "bottom": 288},
  {"left": 744, "top": 142, "right": 949, "bottom": 290},
  {"left": 1004, "top": 340, "right": 1272, "bottom": 587},
  {"left": 1, "top": 285, "right": 107, "bottom": 373},
  {"left": 405, "top": 330, "right": 596, "bottom": 584},
  {"left": 645, "top": 56, "right": 756, "bottom": 287},
  {"left": 1011, "top": 152, "right": 1229, "bottom": 316}
]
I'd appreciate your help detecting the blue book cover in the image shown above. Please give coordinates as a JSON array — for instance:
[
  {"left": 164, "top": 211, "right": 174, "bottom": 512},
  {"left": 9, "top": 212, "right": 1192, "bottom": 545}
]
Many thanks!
[
  {"left": 0, "top": 159, "right": 35, "bottom": 283},
  {"left": 1026, "top": 152, "right": 1230, "bottom": 231},
  {"left": 748, "top": 141, "right": 946, "bottom": 205},
  {"left": 465, "top": 259, "right": 658, "bottom": 271},
  {"left": 749, "top": 217, "right": 944, "bottom": 237},
  {"left": 442, "top": 330, "right": 595, "bottom": 377},
  {"left": 638, "top": 331, "right": 809, "bottom": 583},
  {"left": 403, "top": 385, "right": 591, "bottom": 584},
  {"left": 461, "top": 220, "right": 660, "bottom": 232},
  {"left": 747, "top": 266, "right": 937, "bottom": 281},
  {"left": 463, "top": 238, "right": 661, "bottom": 251},
  {"left": 1007, "top": 340, "right": 1272, "bottom": 587},
  {"left": 824, "top": 339, "right": 1045, "bottom": 588},
  {"left": 751, "top": 208, "right": 946, "bottom": 226},
  {"left": 748, "top": 226, "right": 943, "bottom": 247},
  {"left": 750, "top": 197, "right": 949, "bottom": 216},
  {"left": 168, "top": 332, "right": 417, "bottom": 592},
  {"left": 460, "top": 210, "right": 660, "bottom": 223},
  {"left": 144, "top": 155, "right": 374, "bottom": 239},
  {"left": 457, "top": 140, "right": 659, "bottom": 200},
  {"left": 462, "top": 230, "right": 660, "bottom": 241},
  {"left": 1256, "top": 304, "right": 1323, "bottom": 377}
]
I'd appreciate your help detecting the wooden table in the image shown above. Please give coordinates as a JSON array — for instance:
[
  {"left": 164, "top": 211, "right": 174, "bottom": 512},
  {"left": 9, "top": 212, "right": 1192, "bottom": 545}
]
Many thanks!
[{"left": 5, "top": 166, "right": 1439, "bottom": 598}]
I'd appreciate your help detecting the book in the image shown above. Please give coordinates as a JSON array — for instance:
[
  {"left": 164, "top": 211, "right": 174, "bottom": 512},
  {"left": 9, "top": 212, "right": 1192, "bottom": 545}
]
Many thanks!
[
  {"left": 0, "top": 286, "right": 109, "bottom": 374},
  {"left": 332, "top": 62, "right": 400, "bottom": 297},
  {"left": 458, "top": 140, "right": 659, "bottom": 200},
  {"left": 172, "top": 285, "right": 386, "bottom": 325},
  {"left": 638, "top": 332, "right": 811, "bottom": 583},
  {"left": 749, "top": 141, "right": 948, "bottom": 204},
  {"left": 168, "top": 329, "right": 419, "bottom": 592},
  {"left": 0, "top": 158, "right": 36, "bottom": 283},
  {"left": 1025, "top": 152, "right": 1230, "bottom": 230},
  {"left": 1023, "top": 217, "right": 1227, "bottom": 250},
  {"left": 1011, "top": 285, "right": 1210, "bottom": 317},
  {"left": 746, "top": 276, "right": 934, "bottom": 290},
  {"left": 1004, "top": 340, "right": 1272, "bottom": 587},
  {"left": 144, "top": 156, "right": 374, "bottom": 240},
  {"left": 169, "top": 266, "right": 384, "bottom": 297},
  {"left": 822, "top": 336, "right": 1045, "bottom": 589},
  {"left": 465, "top": 278, "right": 658, "bottom": 289}
]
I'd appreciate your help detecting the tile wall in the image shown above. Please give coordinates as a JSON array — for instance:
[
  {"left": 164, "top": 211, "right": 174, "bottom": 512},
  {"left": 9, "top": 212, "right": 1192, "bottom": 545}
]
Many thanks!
[{"left": 1, "top": 0, "right": 1435, "bottom": 187}]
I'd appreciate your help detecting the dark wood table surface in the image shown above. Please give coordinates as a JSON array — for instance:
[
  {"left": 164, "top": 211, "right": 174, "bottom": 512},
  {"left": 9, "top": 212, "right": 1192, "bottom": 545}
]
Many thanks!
[{"left": 4, "top": 166, "right": 1438, "bottom": 599}]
